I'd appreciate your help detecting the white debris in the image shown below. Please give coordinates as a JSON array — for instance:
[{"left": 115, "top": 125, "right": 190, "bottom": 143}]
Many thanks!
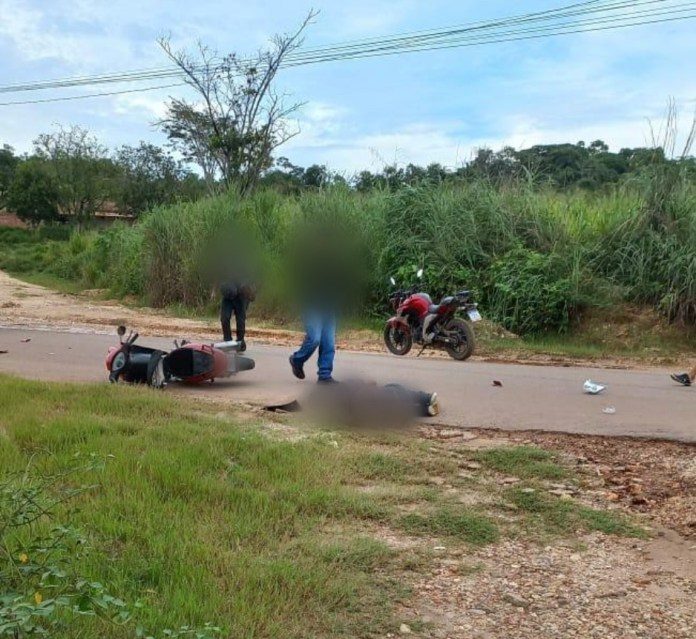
[{"left": 583, "top": 379, "right": 606, "bottom": 395}]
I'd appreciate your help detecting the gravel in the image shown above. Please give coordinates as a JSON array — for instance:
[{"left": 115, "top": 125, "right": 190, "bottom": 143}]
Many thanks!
[{"left": 401, "top": 534, "right": 696, "bottom": 638}]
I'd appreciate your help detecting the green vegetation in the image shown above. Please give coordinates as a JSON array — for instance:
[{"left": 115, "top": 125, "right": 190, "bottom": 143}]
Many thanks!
[
  {"left": 3, "top": 161, "right": 695, "bottom": 340},
  {"left": 0, "top": 376, "right": 645, "bottom": 637},
  {"left": 0, "top": 376, "right": 396, "bottom": 638},
  {"left": 508, "top": 488, "right": 644, "bottom": 538},
  {"left": 472, "top": 447, "right": 569, "bottom": 481},
  {"left": 399, "top": 509, "right": 500, "bottom": 545}
]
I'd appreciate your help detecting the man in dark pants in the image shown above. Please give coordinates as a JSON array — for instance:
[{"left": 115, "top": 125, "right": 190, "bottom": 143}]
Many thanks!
[{"left": 220, "top": 281, "right": 251, "bottom": 351}]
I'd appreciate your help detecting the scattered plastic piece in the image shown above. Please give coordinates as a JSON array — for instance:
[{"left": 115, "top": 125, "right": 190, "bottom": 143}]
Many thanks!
[
  {"left": 20, "top": 338, "right": 31, "bottom": 343},
  {"left": 0, "top": 350, "right": 8, "bottom": 355},
  {"left": 263, "top": 400, "right": 302, "bottom": 413},
  {"left": 583, "top": 379, "right": 606, "bottom": 395},
  {"left": 602, "top": 406, "right": 616, "bottom": 415},
  {"left": 492, "top": 380, "right": 503, "bottom": 387}
]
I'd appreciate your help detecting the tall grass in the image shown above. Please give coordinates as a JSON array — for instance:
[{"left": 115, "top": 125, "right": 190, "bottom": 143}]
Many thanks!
[{"left": 4, "top": 172, "right": 695, "bottom": 334}]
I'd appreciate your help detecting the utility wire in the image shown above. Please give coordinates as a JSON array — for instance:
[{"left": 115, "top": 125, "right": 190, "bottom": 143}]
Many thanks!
[
  {"left": 0, "top": 83, "right": 186, "bottom": 107},
  {"left": 0, "top": 0, "right": 678, "bottom": 93},
  {"left": 0, "top": 1, "right": 693, "bottom": 106}
]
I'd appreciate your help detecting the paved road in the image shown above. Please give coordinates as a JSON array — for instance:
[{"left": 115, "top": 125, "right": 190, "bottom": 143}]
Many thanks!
[{"left": 0, "top": 326, "right": 693, "bottom": 442}]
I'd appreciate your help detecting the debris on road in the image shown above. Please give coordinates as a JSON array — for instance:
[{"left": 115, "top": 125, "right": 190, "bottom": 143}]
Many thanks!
[
  {"left": 263, "top": 400, "right": 302, "bottom": 413},
  {"left": 492, "top": 380, "right": 503, "bottom": 387},
  {"left": 20, "top": 338, "right": 31, "bottom": 343},
  {"left": 602, "top": 406, "right": 617, "bottom": 414},
  {"left": 583, "top": 379, "right": 606, "bottom": 394},
  {"left": 0, "top": 349, "right": 8, "bottom": 355}
]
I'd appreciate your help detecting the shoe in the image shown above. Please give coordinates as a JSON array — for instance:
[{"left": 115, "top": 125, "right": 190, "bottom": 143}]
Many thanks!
[
  {"left": 671, "top": 373, "right": 691, "bottom": 387},
  {"left": 427, "top": 392, "right": 440, "bottom": 416},
  {"left": 289, "top": 356, "right": 305, "bottom": 380},
  {"left": 317, "top": 377, "right": 339, "bottom": 384},
  {"left": 239, "top": 340, "right": 247, "bottom": 352}
]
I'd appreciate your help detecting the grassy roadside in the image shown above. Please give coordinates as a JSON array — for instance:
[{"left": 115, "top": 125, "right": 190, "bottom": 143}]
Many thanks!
[{"left": 0, "top": 375, "right": 646, "bottom": 638}]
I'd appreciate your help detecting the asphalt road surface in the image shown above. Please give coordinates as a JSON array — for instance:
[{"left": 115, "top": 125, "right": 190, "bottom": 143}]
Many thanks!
[{"left": 0, "top": 326, "right": 693, "bottom": 442}]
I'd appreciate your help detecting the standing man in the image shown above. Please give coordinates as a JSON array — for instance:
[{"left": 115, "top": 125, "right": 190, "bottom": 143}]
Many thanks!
[
  {"left": 287, "top": 217, "right": 352, "bottom": 385},
  {"left": 671, "top": 364, "right": 695, "bottom": 387},
  {"left": 220, "top": 278, "right": 254, "bottom": 352}
]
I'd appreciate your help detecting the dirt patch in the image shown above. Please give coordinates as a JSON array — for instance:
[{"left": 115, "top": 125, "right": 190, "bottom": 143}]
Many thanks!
[
  {"left": 400, "top": 534, "right": 696, "bottom": 639},
  {"left": 501, "top": 431, "right": 696, "bottom": 539}
]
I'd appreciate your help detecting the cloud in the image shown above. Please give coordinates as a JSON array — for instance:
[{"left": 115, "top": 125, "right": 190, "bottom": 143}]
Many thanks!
[{"left": 113, "top": 92, "right": 170, "bottom": 121}]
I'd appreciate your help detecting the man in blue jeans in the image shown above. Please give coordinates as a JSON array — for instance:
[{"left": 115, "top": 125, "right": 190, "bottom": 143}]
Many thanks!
[{"left": 289, "top": 311, "right": 336, "bottom": 383}]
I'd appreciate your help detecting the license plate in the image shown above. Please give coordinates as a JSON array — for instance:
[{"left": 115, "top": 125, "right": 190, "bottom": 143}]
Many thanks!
[{"left": 467, "top": 309, "right": 482, "bottom": 322}]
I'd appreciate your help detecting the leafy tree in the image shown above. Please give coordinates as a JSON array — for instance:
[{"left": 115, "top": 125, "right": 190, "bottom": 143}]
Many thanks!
[
  {"left": 34, "top": 125, "right": 116, "bottom": 226},
  {"left": 113, "top": 142, "right": 198, "bottom": 215},
  {"left": 302, "top": 164, "right": 330, "bottom": 189},
  {"left": 0, "top": 144, "right": 21, "bottom": 207},
  {"left": 158, "top": 12, "right": 315, "bottom": 195},
  {"left": 354, "top": 170, "right": 378, "bottom": 192},
  {"left": 158, "top": 102, "right": 219, "bottom": 189},
  {"left": 5, "top": 159, "right": 60, "bottom": 226}
]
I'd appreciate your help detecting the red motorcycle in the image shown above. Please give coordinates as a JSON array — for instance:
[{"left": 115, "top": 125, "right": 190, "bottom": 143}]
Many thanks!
[
  {"left": 106, "top": 325, "right": 255, "bottom": 388},
  {"left": 384, "top": 270, "right": 481, "bottom": 360}
]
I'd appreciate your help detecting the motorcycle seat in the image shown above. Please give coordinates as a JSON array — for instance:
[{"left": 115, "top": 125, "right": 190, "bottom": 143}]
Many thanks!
[{"left": 428, "top": 296, "right": 455, "bottom": 314}]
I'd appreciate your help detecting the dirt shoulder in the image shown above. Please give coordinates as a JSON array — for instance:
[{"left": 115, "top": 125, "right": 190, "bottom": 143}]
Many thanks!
[{"left": 0, "top": 269, "right": 690, "bottom": 370}]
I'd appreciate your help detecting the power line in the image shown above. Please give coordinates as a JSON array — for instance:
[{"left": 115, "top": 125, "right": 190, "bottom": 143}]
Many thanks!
[
  {"left": 0, "top": 83, "right": 186, "bottom": 107},
  {"left": 0, "top": 0, "right": 693, "bottom": 107},
  {"left": 0, "top": 0, "right": 668, "bottom": 93}
]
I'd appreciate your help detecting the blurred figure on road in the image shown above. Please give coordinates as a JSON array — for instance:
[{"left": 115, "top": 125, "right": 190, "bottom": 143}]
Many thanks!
[
  {"left": 287, "top": 208, "right": 368, "bottom": 384},
  {"left": 219, "top": 277, "right": 255, "bottom": 351}
]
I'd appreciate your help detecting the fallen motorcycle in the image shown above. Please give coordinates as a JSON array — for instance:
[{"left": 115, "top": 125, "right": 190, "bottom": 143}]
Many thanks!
[
  {"left": 105, "top": 325, "right": 255, "bottom": 388},
  {"left": 384, "top": 269, "right": 481, "bottom": 360}
]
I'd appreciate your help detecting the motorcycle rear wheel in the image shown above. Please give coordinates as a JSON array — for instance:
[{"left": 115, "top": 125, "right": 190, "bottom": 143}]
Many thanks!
[
  {"left": 384, "top": 324, "right": 413, "bottom": 356},
  {"left": 444, "top": 318, "right": 475, "bottom": 360}
]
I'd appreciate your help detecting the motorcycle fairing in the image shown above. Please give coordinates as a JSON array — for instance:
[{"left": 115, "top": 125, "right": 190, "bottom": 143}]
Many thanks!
[{"left": 386, "top": 316, "right": 411, "bottom": 331}]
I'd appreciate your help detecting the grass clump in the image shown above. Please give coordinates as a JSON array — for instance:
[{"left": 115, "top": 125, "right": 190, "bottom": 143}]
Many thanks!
[
  {"left": 507, "top": 488, "right": 645, "bottom": 538},
  {"left": 350, "top": 452, "right": 409, "bottom": 481},
  {"left": 399, "top": 509, "right": 500, "bottom": 545},
  {"left": 472, "top": 446, "right": 569, "bottom": 480}
]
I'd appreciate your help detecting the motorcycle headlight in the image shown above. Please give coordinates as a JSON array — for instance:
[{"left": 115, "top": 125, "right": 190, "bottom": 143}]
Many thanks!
[{"left": 112, "top": 351, "right": 127, "bottom": 371}]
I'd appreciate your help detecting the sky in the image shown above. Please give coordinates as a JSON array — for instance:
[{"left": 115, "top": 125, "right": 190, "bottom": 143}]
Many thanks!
[{"left": 0, "top": 0, "right": 695, "bottom": 174}]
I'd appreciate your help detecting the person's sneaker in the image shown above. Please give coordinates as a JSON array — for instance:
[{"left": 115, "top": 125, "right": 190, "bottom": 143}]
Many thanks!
[
  {"left": 317, "top": 377, "right": 339, "bottom": 385},
  {"left": 427, "top": 392, "right": 440, "bottom": 417},
  {"left": 671, "top": 373, "right": 691, "bottom": 387},
  {"left": 289, "top": 356, "right": 305, "bottom": 380},
  {"left": 239, "top": 340, "right": 247, "bottom": 352}
]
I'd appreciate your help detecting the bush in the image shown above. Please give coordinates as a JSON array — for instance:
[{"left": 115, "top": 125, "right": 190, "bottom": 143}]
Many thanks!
[
  {"left": 485, "top": 247, "right": 586, "bottom": 334},
  {"left": 1, "top": 174, "right": 694, "bottom": 334},
  {"left": 5, "top": 160, "right": 60, "bottom": 227}
]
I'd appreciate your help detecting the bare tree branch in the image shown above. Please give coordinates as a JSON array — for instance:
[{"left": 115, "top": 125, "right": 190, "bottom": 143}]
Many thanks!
[{"left": 157, "top": 10, "right": 317, "bottom": 195}]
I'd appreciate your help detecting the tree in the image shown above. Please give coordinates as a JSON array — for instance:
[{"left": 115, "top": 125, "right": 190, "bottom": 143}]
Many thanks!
[
  {"left": 34, "top": 125, "right": 115, "bottom": 226},
  {"left": 5, "top": 159, "right": 60, "bottom": 226},
  {"left": 158, "top": 11, "right": 315, "bottom": 195},
  {"left": 0, "top": 144, "right": 20, "bottom": 206},
  {"left": 302, "top": 164, "right": 330, "bottom": 189},
  {"left": 114, "top": 142, "right": 196, "bottom": 215}
]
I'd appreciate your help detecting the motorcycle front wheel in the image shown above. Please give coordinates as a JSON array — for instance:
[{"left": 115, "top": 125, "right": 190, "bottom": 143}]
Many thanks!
[
  {"left": 384, "top": 324, "right": 413, "bottom": 356},
  {"left": 444, "top": 318, "right": 475, "bottom": 360}
]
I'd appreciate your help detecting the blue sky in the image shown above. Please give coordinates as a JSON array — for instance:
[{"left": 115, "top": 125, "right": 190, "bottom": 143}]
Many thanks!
[{"left": 0, "top": 0, "right": 694, "bottom": 173}]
